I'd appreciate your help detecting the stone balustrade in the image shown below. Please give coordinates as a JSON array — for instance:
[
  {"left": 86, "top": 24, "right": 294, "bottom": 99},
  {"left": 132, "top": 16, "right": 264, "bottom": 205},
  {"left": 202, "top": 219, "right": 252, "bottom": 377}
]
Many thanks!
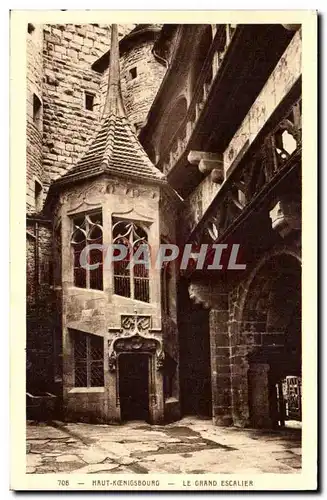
[
  {"left": 182, "top": 98, "right": 302, "bottom": 245},
  {"left": 224, "top": 29, "right": 302, "bottom": 175}
]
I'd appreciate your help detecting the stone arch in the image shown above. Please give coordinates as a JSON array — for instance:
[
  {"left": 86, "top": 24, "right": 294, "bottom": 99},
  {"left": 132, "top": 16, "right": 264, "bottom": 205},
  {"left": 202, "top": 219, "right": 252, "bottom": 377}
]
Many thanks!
[
  {"left": 235, "top": 246, "right": 301, "bottom": 327},
  {"left": 230, "top": 246, "right": 301, "bottom": 428}
]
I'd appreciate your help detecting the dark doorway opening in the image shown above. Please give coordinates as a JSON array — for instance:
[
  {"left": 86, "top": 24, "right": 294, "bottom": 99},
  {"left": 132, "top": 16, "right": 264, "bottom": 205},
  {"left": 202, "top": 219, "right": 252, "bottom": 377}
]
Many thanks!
[
  {"left": 178, "top": 279, "right": 212, "bottom": 418},
  {"left": 119, "top": 353, "right": 150, "bottom": 422}
]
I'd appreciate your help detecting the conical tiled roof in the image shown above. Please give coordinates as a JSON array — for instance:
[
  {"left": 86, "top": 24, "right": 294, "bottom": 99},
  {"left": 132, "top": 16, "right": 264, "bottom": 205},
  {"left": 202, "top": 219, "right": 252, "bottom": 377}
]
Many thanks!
[{"left": 53, "top": 24, "right": 165, "bottom": 188}]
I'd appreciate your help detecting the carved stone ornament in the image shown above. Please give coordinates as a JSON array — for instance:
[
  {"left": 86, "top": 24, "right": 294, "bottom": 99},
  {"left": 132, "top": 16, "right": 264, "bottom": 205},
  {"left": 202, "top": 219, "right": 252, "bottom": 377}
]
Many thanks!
[
  {"left": 156, "top": 350, "right": 165, "bottom": 370},
  {"left": 108, "top": 350, "right": 117, "bottom": 372},
  {"left": 108, "top": 312, "right": 164, "bottom": 372},
  {"left": 269, "top": 199, "right": 301, "bottom": 238},
  {"left": 65, "top": 180, "right": 106, "bottom": 214}
]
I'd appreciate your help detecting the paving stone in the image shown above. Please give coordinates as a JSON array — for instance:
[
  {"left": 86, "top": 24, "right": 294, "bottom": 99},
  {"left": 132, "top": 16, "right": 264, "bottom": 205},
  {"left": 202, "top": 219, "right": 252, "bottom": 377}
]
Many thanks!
[
  {"left": 56, "top": 454, "right": 84, "bottom": 463},
  {"left": 74, "top": 463, "right": 120, "bottom": 474},
  {"left": 28, "top": 439, "right": 49, "bottom": 445},
  {"left": 54, "top": 461, "right": 86, "bottom": 473},
  {"left": 110, "top": 465, "right": 138, "bottom": 474},
  {"left": 125, "top": 443, "right": 159, "bottom": 454},
  {"left": 77, "top": 445, "right": 112, "bottom": 464},
  {"left": 97, "top": 441, "right": 130, "bottom": 457},
  {"left": 277, "top": 457, "right": 302, "bottom": 469},
  {"left": 26, "top": 418, "right": 301, "bottom": 474},
  {"left": 117, "top": 456, "right": 137, "bottom": 465},
  {"left": 26, "top": 454, "right": 42, "bottom": 467}
]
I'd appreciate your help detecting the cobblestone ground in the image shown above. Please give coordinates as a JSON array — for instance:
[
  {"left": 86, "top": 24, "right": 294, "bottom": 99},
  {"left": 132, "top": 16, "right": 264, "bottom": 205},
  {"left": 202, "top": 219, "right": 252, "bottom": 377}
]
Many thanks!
[{"left": 26, "top": 417, "right": 301, "bottom": 474}]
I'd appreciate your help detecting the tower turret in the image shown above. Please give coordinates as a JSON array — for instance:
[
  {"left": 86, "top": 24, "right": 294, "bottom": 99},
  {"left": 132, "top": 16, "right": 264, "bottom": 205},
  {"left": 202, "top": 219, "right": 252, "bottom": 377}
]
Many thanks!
[
  {"left": 46, "top": 24, "right": 181, "bottom": 425},
  {"left": 93, "top": 24, "right": 166, "bottom": 136}
]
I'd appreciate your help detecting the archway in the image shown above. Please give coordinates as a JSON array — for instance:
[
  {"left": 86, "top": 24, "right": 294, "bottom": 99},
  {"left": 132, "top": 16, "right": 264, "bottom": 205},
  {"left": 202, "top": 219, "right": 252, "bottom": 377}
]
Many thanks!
[{"left": 231, "top": 250, "right": 301, "bottom": 428}]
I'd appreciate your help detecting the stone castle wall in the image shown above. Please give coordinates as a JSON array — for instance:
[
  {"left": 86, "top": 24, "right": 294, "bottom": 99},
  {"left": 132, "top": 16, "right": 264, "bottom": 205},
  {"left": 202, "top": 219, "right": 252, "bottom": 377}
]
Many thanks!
[
  {"left": 120, "top": 40, "right": 166, "bottom": 132},
  {"left": 27, "top": 23, "right": 164, "bottom": 211},
  {"left": 26, "top": 24, "right": 44, "bottom": 213},
  {"left": 98, "top": 35, "right": 166, "bottom": 135},
  {"left": 42, "top": 24, "right": 131, "bottom": 189}
]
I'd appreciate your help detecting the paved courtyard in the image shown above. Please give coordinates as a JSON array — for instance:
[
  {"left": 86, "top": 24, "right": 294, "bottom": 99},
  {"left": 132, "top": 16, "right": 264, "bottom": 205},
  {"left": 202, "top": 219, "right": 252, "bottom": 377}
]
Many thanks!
[{"left": 26, "top": 417, "right": 301, "bottom": 474}]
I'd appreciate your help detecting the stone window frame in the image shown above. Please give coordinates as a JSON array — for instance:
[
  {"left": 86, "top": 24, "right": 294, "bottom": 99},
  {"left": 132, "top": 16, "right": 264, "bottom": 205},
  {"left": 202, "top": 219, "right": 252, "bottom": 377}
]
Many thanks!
[
  {"left": 128, "top": 66, "right": 137, "bottom": 81},
  {"left": 34, "top": 177, "right": 43, "bottom": 212},
  {"left": 84, "top": 91, "right": 95, "bottom": 112},
  {"left": 112, "top": 218, "right": 150, "bottom": 303},
  {"left": 73, "top": 330, "right": 104, "bottom": 388},
  {"left": 32, "top": 93, "right": 42, "bottom": 131},
  {"left": 71, "top": 210, "right": 103, "bottom": 291}
]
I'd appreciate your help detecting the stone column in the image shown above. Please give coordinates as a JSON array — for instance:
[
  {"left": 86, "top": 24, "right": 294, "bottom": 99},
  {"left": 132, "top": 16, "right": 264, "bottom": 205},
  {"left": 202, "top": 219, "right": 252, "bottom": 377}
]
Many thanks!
[
  {"left": 248, "top": 363, "right": 271, "bottom": 428},
  {"left": 188, "top": 281, "right": 232, "bottom": 426},
  {"left": 210, "top": 307, "right": 233, "bottom": 426},
  {"left": 149, "top": 354, "right": 165, "bottom": 424},
  {"left": 61, "top": 204, "right": 74, "bottom": 412}
]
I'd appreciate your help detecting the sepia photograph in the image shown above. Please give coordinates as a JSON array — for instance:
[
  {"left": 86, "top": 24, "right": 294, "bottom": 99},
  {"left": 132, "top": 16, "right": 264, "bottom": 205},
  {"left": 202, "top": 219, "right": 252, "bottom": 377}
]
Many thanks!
[{"left": 9, "top": 10, "right": 317, "bottom": 491}]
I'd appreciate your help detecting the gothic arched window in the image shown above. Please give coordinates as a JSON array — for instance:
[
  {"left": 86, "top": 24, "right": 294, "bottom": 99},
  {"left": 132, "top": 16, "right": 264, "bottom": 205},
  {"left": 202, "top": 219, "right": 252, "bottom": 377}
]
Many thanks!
[
  {"left": 112, "top": 220, "right": 150, "bottom": 302},
  {"left": 71, "top": 212, "right": 103, "bottom": 290}
]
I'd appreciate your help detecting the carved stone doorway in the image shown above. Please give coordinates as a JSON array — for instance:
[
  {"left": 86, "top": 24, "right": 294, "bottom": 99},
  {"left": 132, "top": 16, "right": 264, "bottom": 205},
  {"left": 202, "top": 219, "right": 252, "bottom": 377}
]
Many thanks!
[{"left": 118, "top": 353, "right": 150, "bottom": 422}]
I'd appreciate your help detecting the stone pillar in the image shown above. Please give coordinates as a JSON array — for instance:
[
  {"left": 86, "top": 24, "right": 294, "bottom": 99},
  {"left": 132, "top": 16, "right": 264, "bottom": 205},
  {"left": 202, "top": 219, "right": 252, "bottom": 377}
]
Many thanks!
[
  {"left": 61, "top": 205, "right": 74, "bottom": 411},
  {"left": 230, "top": 349, "right": 250, "bottom": 427},
  {"left": 188, "top": 281, "right": 232, "bottom": 426},
  {"left": 107, "top": 361, "right": 121, "bottom": 424},
  {"left": 209, "top": 307, "right": 233, "bottom": 426},
  {"left": 248, "top": 363, "right": 271, "bottom": 428},
  {"left": 149, "top": 354, "right": 165, "bottom": 424}
]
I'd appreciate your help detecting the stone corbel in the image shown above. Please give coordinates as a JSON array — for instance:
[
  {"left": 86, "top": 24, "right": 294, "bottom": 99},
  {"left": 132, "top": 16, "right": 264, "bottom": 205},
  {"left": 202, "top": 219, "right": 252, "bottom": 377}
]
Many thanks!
[
  {"left": 269, "top": 199, "right": 301, "bottom": 238},
  {"left": 188, "top": 281, "right": 228, "bottom": 310},
  {"left": 187, "top": 151, "right": 224, "bottom": 184}
]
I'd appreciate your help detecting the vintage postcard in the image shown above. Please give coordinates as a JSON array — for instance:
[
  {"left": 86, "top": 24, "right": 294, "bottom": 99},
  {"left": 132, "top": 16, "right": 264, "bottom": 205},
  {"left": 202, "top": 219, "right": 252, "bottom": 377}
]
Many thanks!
[{"left": 10, "top": 10, "right": 317, "bottom": 491}]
